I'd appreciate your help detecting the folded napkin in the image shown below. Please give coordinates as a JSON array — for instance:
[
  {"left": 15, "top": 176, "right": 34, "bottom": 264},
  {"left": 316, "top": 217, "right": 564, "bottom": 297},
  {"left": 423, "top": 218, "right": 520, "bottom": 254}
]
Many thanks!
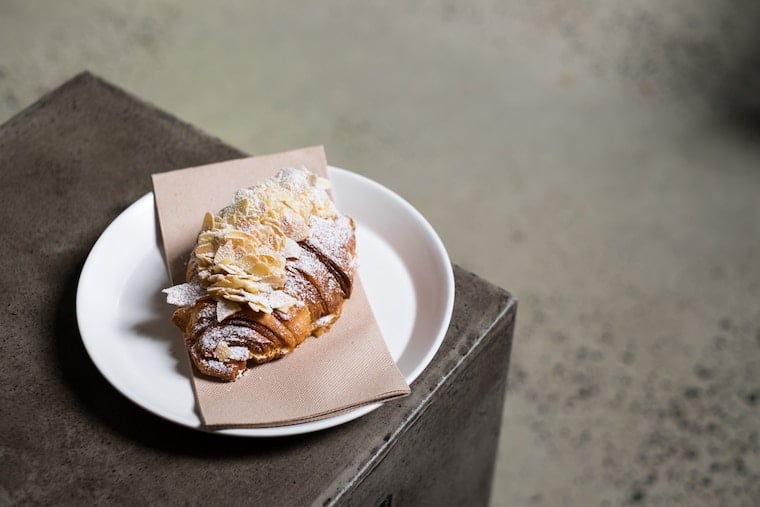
[{"left": 151, "top": 146, "right": 410, "bottom": 428}]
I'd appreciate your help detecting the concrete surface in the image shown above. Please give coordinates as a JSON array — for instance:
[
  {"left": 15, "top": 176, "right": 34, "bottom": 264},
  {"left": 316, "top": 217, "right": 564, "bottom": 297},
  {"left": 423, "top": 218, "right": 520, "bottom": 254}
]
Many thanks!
[{"left": 1, "top": 1, "right": 759, "bottom": 505}]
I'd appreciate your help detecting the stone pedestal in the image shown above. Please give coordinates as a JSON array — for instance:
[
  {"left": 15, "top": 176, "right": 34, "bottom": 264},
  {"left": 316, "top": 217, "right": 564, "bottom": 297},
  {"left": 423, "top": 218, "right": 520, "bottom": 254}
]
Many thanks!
[{"left": 0, "top": 73, "right": 516, "bottom": 506}]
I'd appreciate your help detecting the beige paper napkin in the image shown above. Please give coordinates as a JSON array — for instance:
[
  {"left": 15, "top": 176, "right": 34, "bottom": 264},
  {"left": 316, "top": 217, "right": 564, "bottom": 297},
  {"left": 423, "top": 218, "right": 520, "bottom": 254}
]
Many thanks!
[{"left": 151, "top": 146, "right": 410, "bottom": 428}]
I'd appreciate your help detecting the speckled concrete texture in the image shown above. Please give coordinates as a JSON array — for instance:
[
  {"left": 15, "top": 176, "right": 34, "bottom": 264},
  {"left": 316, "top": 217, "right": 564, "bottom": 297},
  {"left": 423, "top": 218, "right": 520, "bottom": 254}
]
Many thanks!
[{"left": 2, "top": 1, "right": 759, "bottom": 505}]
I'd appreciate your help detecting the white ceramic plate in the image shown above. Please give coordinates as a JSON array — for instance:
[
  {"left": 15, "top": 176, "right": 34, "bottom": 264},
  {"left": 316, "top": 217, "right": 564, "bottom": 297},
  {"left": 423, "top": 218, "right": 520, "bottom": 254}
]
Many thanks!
[{"left": 76, "top": 166, "right": 454, "bottom": 437}]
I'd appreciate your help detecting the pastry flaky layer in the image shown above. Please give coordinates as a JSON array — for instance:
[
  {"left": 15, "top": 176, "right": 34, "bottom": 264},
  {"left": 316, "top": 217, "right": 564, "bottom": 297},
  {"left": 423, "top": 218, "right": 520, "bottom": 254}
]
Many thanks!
[{"left": 164, "top": 168, "right": 357, "bottom": 381}]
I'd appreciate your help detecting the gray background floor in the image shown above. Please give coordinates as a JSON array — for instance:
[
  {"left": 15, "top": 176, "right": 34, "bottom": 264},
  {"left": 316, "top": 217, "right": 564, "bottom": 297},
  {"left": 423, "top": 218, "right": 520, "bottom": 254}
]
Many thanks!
[{"left": 2, "top": 1, "right": 759, "bottom": 505}]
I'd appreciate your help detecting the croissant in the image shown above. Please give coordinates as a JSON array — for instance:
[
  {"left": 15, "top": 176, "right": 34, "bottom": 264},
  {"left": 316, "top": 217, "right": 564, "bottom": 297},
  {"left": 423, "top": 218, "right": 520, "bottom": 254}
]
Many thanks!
[{"left": 164, "top": 168, "right": 356, "bottom": 381}]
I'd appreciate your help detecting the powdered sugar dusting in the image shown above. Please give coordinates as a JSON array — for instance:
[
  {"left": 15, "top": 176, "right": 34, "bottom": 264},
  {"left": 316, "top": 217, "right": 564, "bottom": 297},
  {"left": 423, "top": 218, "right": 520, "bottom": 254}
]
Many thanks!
[
  {"left": 308, "top": 215, "right": 356, "bottom": 273},
  {"left": 163, "top": 283, "right": 205, "bottom": 306},
  {"left": 198, "top": 324, "right": 258, "bottom": 354}
]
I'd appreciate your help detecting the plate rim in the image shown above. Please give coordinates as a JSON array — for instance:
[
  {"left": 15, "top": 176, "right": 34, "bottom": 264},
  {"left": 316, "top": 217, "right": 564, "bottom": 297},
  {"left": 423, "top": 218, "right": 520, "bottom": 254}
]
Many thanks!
[{"left": 76, "top": 166, "right": 454, "bottom": 437}]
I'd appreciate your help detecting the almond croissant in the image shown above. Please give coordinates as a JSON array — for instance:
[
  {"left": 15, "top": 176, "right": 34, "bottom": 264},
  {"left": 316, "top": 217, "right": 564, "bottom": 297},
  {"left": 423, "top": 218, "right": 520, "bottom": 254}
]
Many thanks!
[{"left": 164, "top": 168, "right": 356, "bottom": 381}]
